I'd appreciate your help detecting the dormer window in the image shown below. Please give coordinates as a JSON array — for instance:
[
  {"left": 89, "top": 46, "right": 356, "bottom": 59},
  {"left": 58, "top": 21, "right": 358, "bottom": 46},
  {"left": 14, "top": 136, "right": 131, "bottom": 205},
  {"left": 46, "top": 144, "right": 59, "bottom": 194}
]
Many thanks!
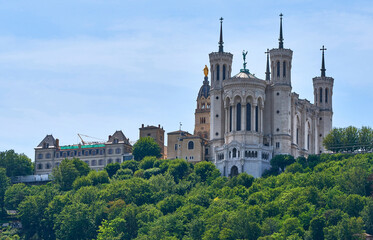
[{"left": 113, "top": 138, "right": 119, "bottom": 144}]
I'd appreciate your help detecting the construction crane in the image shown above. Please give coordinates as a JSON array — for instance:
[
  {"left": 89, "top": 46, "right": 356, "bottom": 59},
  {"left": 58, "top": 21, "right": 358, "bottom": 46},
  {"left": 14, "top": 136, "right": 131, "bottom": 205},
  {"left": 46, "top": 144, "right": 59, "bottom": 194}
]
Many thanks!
[{"left": 77, "top": 134, "right": 105, "bottom": 145}]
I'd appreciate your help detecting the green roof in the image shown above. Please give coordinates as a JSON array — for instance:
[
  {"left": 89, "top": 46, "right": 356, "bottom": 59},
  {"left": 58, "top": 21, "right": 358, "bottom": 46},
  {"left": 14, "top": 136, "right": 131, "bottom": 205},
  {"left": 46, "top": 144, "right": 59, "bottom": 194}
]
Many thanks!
[{"left": 60, "top": 144, "right": 105, "bottom": 150}]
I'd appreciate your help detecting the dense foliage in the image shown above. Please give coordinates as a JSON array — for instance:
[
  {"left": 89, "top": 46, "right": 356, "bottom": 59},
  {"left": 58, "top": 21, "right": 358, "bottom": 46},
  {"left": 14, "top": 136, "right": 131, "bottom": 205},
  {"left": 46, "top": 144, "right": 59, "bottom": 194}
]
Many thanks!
[
  {"left": 2, "top": 153, "right": 373, "bottom": 239},
  {"left": 132, "top": 137, "right": 162, "bottom": 161},
  {"left": 323, "top": 126, "right": 373, "bottom": 153},
  {"left": 0, "top": 150, "right": 33, "bottom": 177}
]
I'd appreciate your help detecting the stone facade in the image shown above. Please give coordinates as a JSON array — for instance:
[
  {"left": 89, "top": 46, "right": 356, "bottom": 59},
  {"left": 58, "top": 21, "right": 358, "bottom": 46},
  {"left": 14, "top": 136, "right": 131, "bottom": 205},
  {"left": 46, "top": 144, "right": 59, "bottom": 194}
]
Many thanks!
[
  {"left": 207, "top": 16, "right": 333, "bottom": 178},
  {"left": 34, "top": 130, "right": 132, "bottom": 175},
  {"left": 167, "top": 130, "right": 208, "bottom": 163},
  {"left": 139, "top": 124, "right": 166, "bottom": 158}
]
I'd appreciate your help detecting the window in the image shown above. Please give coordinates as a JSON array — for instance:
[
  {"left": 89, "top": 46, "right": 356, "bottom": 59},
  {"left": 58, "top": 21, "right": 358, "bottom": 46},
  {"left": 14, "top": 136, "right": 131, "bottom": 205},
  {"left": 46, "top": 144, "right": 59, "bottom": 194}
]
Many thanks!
[
  {"left": 190, "top": 156, "right": 194, "bottom": 160},
  {"left": 91, "top": 160, "right": 97, "bottom": 166},
  {"left": 116, "top": 158, "right": 121, "bottom": 163},
  {"left": 255, "top": 106, "right": 259, "bottom": 132},
  {"left": 46, "top": 153, "right": 51, "bottom": 159},
  {"left": 217, "top": 64, "right": 220, "bottom": 80},
  {"left": 100, "top": 149, "right": 104, "bottom": 155},
  {"left": 174, "top": 144, "right": 178, "bottom": 150},
  {"left": 37, "top": 163, "right": 43, "bottom": 169},
  {"left": 113, "top": 139, "right": 119, "bottom": 144},
  {"left": 236, "top": 103, "right": 241, "bottom": 131},
  {"left": 205, "top": 148, "right": 209, "bottom": 155},
  {"left": 319, "top": 88, "right": 323, "bottom": 103},
  {"left": 325, "top": 88, "right": 328, "bottom": 103},
  {"left": 99, "top": 159, "right": 104, "bottom": 165},
  {"left": 296, "top": 128, "right": 299, "bottom": 145},
  {"left": 108, "top": 149, "right": 113, "bottom": 154},
  {"left": 277, "top": 61, "right": 280, "bottom": 77},
  {"left": 233, "top": 148, "right": 237, "bottom": 158},
  {"left": 46, "top": 163, "right": 51, "bottom": 169},
  {"left": 188, "top": 141, "right": 194, "bottom": 150},
  {"left": 246, "top": 103, "right": 251, "bottom": 131},
  {"left": 84, "top": 151, "right": 89, "bottom": 156},
  {"left": 307, "top": 134, "right": 310, "bottom": 150},
  {"left": 108, "top": 159, "right": 113, "bottom": 164},
  {"left": 84, "top": 160, "right": 89, "bottom": 165},
  {"left": 223, "top": 65, "right": 226, "bottom": 80},
  {"left": 276, "top": 142, "right": 280, "bottom": 149},
  {"left": 283, "top": 61, "right": 286, "bottom": 77},
  {"left": 115, "top": 148, "right": 121, "bottom": 154},
  {"left": 229, "top": 106, "right": 232, "bottom": 132}
]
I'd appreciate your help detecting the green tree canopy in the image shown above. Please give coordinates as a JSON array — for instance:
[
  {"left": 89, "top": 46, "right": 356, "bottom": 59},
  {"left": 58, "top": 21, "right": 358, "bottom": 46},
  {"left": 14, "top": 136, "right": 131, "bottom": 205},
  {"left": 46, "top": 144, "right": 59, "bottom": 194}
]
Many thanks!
[
  {"left": 0, "top": 150, "right": 33, "bottom": 177},
  {"left": 52, "top": 158, "right": 90, "bottom": 191},
  {"left": 132, "top": 137, "right": 161, "bottom": 161}
]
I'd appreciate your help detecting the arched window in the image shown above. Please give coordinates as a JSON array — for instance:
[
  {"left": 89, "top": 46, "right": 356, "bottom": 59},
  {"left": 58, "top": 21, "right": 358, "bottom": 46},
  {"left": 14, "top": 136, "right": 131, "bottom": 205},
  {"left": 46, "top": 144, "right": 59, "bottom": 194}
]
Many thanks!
[
  {"left": 188, "top": 141, "right": 194, "bottom": 150},
  {"left": 277, "top": 61, "right": 280, "bottom": 77},
  {"left": 115, "top": 148, "right": 121, "bottom": 154},
  {"left": 108, "top": 149, "right": 113, "bottom": 154},
  {"left": 233, "top": 148, "right": 237, "bottom": 158},
  {"left": 246, "top": 103, "right": 251, "bottom": 131},
  {"left": 296, "top": 128, "right": 299, "bottom": 145},
  {"left": 283, "top": 61, "right": 286, "bottom": 77},
  {"left": 223, "top": 65, "right": 226, "bottom": 80},
  {"left": 319, "top": 88, "right": 323, "bottom": 103},
  {"left": 230, "top": 166, "right": 238, "bottom": 177},
  {"left": 325, "top": 88, "right": 328, "bottom": 103},
  {"left": 307, "top": 134, "right": 310, "bottom": 150},
  {"left": 255, "top": 106, "right": 259, "bottom": 132},
  {"left": 229, "top": 106, "right": 232, "bottom": 132},
  {"left": 236, "top": 103, "right": 241, "bottom": 131},
  {"left": 216, "top": 65, "right": 220, "bottom": 80}
]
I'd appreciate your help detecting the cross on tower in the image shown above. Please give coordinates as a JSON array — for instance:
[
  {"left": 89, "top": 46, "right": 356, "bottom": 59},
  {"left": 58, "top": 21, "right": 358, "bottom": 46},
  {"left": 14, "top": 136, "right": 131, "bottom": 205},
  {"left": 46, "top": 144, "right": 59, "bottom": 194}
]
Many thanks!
[
  {"left": 220, "top": 17, "right": 224, "bottom": 23},
  {"left": 320, "top": 45, "right": 327, "bottom": 53}
]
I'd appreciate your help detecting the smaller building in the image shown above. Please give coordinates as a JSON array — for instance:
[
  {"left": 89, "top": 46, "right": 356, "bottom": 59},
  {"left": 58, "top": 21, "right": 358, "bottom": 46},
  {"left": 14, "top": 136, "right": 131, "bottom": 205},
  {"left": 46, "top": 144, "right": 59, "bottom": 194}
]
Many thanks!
[
  {"left": 139, "top": 124, "right": 166, "bottom": 158},
  {"left": 167, "top": 130, "right": 209, "bottom": 163},
  {"left": 35, "top": 130, "right": 132, "bottom": 175}
]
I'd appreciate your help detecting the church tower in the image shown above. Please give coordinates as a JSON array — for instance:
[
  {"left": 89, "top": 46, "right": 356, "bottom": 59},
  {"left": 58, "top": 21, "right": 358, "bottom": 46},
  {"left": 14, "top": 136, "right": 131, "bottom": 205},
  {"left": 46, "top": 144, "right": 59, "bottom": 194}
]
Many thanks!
[
  {"left": 209, "top": 18, "right": 233, "bottom": 156},
  {"left": 313, "top": 46, "right": 334, "bottom": 153},
  {"left": 270, "top": 14, "right": 293, "bottom": 155},
  {"left": 194, "top": 66, "right": 211, "bottom": 139}
]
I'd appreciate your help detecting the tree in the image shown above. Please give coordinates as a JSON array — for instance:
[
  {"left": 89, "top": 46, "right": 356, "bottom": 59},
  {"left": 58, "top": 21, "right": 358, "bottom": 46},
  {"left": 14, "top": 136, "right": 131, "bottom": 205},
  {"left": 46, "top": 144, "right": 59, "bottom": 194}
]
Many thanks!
[
  {"left": 359, "top": 126, "right": 373, "bottom": 151},
  {"left": 167, "top": 159, "right": 190, "bottom": 182},
  {"left": 194, "top": 161, "right": 220, "bottom": 183},
  {"left": 0, "top": 150, "right": 33, "bottom": 177},
  {"left": 54, "top": 202, "right": 96, "bottom": 240},
  {"left": 323, "top": 128, "right": 344, "bottom": 152},
  {"left": 139, "top": 156, "right": 157, "bottom": 170},
  {"left": 4, "top": 183, "right": 30, "bottom": 210},
  {"left": 105, "top": 163, "right": 120, "bottom": 178},
  {"left": 52, "top": 159, "right": 80, "bottom": 191},
  {"left": 97, "top": 218, "right": 126, "bottom": 240},
  {"left": 270, "top": 155, "right": 295, "bottom": 172},
  {"left": 343, "top": 126, "right": 359, "bottom": 152},
  {"left": 309, "top": 216, "right": 325, "bottom": 240},
  {"left": 121, "top": 160, "right": 139, "bottom": 172},
  {"left": 132, "top": 137, "right": 161, "bottom": 161},
  {"left": 0, "top": 168, "right": 10, "bottom": 215}
]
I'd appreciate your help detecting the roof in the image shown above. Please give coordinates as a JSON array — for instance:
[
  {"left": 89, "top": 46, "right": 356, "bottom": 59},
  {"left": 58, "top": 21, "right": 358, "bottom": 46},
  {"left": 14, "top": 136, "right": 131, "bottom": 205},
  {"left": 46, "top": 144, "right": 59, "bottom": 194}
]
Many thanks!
[
  {"left": 60, "top": 144, "right": 105, "bottom": 150},
  {"left": 167, "top": 130, "right": 191, "bottom": 136},
  {"left": 108, "top": 130, "right": 130, "bottom": 144},
  {"left": 37, "top": 135, "right": 56, "bottom": 148},
  {"left": 197, "top": 76, "right": 210, "bottom": 99},
  {"left": 232, "top": 71, "right": 260, "bottom": 79}
]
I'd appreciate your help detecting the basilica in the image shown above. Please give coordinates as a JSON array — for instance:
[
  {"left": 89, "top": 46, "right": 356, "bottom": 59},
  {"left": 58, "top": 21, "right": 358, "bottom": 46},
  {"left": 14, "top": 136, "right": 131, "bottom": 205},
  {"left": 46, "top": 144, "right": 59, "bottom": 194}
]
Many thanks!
[{"left": 194, "top": 15, "right": 334, "bottom": 178}]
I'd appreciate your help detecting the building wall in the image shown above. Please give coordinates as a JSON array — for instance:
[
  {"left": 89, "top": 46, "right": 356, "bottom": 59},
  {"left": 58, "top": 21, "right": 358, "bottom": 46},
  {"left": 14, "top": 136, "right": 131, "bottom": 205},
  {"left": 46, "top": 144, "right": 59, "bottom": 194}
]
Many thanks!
[
  {"left": 167, "top": 131, "right": 206, "bottom": 163},
  {"left": 139, "top": 124, "right": 165, "bottom": 157}
]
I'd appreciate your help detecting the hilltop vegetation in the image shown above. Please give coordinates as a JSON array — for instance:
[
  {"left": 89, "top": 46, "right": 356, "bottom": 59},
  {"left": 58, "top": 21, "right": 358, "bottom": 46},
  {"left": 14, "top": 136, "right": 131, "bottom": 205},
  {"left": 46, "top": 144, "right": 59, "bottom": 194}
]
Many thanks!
[{"left": 1, "top": 153, "right": 373, "bottom": 239}]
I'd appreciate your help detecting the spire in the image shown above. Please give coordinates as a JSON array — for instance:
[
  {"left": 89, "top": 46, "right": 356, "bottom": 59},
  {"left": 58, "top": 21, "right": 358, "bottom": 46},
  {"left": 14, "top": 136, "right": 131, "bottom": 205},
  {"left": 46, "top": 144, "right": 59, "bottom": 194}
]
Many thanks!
[
  {"left": 219, "top": 17, "right": 224, "bottom": 53},
  {"left": 320, "top": 45, "right": 327, "bottom": 77},
  {"left": 279, "top": 13, "right": 284, "bottom": 49},
  {"left": 265, "top": 49, "right": 270, "bottom": 81}
]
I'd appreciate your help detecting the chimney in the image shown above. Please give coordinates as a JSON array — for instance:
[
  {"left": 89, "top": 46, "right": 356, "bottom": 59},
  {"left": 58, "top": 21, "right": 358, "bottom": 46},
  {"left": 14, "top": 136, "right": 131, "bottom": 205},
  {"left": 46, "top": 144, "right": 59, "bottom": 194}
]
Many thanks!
[
  {"left": 142, "top": 124, "right": 144, "bottom": 128},
  {"left": 56, "top": 139, "right": 60, "bottom": 148},
  {"left": 158, "top": 124, "right": 160, "bottom": 128},
  {"left": 108, "top": 135, "right": 112, "bottom": 141}
]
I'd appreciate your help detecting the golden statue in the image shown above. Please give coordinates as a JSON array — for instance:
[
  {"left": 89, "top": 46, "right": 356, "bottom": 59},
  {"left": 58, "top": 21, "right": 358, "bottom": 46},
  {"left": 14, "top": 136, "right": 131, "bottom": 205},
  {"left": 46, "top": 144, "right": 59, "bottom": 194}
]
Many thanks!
[{"left": 203, "top": 65, "right": 209, "bottom": 77}]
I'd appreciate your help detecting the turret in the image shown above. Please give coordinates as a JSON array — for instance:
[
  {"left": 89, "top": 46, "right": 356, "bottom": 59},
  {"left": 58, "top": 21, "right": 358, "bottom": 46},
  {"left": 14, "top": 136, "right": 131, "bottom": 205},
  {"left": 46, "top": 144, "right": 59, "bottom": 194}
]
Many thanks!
[
  {"left": 270, "top": 14, "right": 293, "bottom": 155},
  {"left": 209, "top": 18, "right": 233, "bottom": 159},
  {"left": 194, "top": 66, "right": 211, "bottom": 139},
  {"left": 313, "top": 45, "right": 334, "bottom": 153}
]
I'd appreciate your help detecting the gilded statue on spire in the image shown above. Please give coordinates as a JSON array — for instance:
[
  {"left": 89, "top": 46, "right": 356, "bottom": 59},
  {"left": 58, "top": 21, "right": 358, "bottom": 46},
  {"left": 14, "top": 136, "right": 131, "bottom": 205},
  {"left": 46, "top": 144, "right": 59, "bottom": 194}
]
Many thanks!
[{"left": 203, "top": 65, "right": 209, "bottom": 77}]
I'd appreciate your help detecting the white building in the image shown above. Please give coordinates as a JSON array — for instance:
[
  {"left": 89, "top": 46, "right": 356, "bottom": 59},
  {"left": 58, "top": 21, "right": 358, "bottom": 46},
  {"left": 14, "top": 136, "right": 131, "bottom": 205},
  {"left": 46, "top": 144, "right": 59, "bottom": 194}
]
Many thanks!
[{"left": 208, "top": 15, "right": 334, "bottom": 178}]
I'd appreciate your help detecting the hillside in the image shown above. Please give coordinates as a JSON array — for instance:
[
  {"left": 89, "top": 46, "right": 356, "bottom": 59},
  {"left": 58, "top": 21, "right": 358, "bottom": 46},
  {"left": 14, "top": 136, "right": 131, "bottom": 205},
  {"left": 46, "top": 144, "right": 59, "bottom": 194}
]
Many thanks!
[{"left": 2, "top": 153, "right": 373, "bottom": 240}]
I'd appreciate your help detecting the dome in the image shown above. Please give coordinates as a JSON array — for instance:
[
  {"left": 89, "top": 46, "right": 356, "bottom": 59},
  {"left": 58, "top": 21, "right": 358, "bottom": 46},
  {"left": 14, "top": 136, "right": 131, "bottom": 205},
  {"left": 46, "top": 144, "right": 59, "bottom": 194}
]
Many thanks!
[
  {"left": 197, "top": 77, "right": 210, "bottom": 99},
  {"left": 232, "top": 71, "right": 259, "bottom": 80}
]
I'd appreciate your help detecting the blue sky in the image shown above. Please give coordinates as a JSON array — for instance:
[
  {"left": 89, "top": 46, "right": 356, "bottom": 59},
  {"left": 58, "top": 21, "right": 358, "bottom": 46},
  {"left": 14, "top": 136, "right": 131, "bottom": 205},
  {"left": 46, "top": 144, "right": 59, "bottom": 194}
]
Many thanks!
[{"left": 0, "top": 0, "right": 372, "bottom": 160}]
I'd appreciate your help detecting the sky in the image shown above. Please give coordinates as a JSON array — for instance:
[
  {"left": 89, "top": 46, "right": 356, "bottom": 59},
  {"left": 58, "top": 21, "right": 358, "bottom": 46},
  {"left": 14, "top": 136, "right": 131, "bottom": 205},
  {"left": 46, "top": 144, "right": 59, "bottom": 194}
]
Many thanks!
[{"left": 0, "top": 0, "right": 372, "bottom": 161}]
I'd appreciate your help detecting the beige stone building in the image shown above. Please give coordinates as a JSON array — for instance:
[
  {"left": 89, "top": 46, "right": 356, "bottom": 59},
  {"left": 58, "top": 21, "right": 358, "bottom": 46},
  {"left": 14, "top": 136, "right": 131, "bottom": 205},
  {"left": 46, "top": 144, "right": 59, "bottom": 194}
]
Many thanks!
[
  {"left": 139, "top": 124, "right": 166, "bottom": 158},
  {"left": 194, "top": 70, "right": 211, "bottom": 139},
  {"left": 34, "top": 130, "right": 132, "bottom": 175},
  {"left": 208, "top": 15, "right": 334, "bottom": 178},
  {"left": 167, "top": 130, "right": 208, "bottom": 163}
]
